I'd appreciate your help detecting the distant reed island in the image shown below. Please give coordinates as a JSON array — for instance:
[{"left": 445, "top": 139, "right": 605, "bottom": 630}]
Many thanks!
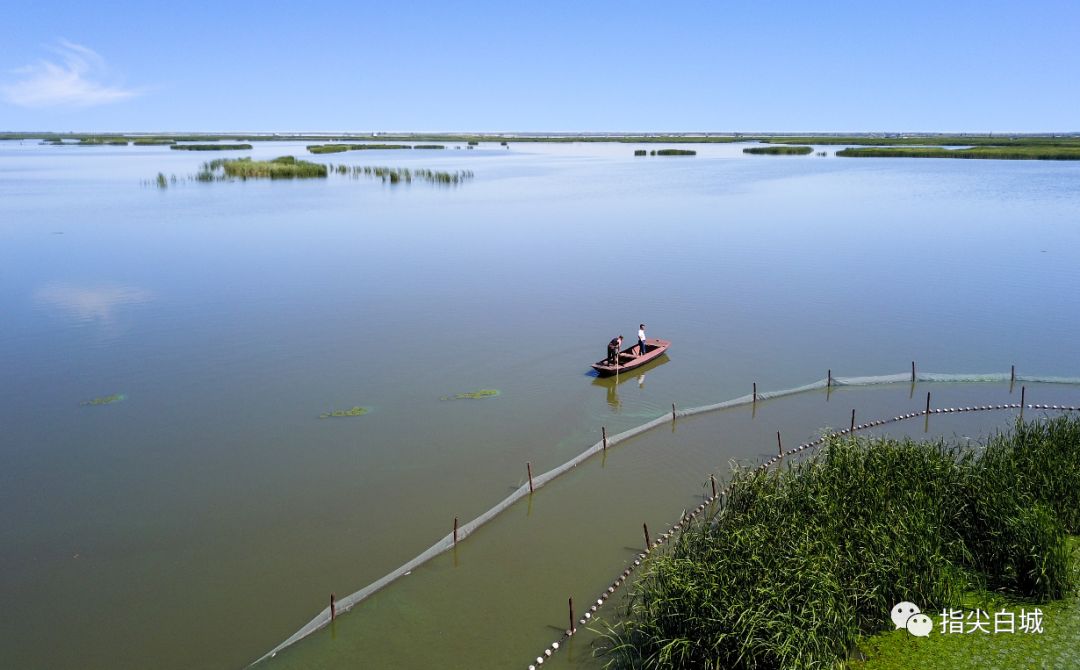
[
  {"left": 171, "top": 144, "right": 253, "bottom": 151},
  {"left": 744, "top": 145, "right": 814, "bottom": 155},
  {"left": 148, "top": 156, "right": 474, "bottom": 187},
  {"left": 634, "top": 148, "right": 697, "bottom": 156},
  {"left": 13, "top": 131, "right": 1080, "bottom": 161}
]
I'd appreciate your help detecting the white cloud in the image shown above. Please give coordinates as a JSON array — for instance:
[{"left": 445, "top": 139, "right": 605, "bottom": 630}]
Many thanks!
[{"left": 2, "top": 39, "right": 142, "bottom": 108}]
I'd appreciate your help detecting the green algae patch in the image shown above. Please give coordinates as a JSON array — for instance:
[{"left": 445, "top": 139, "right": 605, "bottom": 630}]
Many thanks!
[
  {"left": 81, "top": 393, "right": 126, "bottom": 406},
  {"left": 441, "top": 389, "right": 501, "bottom": 400},
  {"left": 319, "top": 406, "right": 370, "bottom": 419}
]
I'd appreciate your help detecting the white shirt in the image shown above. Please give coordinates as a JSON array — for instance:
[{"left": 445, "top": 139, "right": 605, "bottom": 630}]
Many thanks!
[{"left": 638, "top": 328, "right": 646, "bottom": 341}]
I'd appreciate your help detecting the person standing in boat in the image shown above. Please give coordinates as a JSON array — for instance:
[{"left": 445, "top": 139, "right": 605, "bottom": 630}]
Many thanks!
[
  {"left": 637, "top": 324, "right": 648, "bottom": 356},
  {"left": 607, "top": 335, "right": 623, "bottom": 366}
]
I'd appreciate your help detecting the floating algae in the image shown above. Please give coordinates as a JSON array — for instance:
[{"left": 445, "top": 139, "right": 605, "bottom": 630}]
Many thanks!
[
  {"left": 440, "top": 389, "right": 501, "bottom": 400},
  {"left": 319, "top": 406, "right": 369, "bottom": 419},
  {"left": 80, "top": 393, "right": 126, "bottom": 406}
]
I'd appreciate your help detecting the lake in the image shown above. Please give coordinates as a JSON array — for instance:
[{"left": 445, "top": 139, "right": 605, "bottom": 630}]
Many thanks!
[{"left": 2, "top": 140, "right": 1079, "bottom": 668}]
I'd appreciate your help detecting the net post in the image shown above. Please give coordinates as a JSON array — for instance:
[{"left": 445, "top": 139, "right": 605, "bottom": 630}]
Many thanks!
[
  {"left": 850, "top": 408, "right": 856, "bottom": 433},
  {"left": 527, "top": 462, "right": 534, "bottom": 493},
  {"left": 672, "top": 403, "right": 676, "bottom": 421},
  {"left": 1021, "top": 386, "right": 1026, "bottom": 420},
  {"left": 710, "top": 474, "right": 717, "bottom": 498},
  {"left": 925, "top": 391, "right": 931, "bottom": 415},
  {"left": 330, "top": 593, "right": 336, "bottom": 621},
  {"left": 453, "top": 516, "right": 458, "bottom": 545},
  {"left": 752, "top": 382, "right": 757, "bottom": 404},
  {"left": 602, "top": 426, "right": 607, "bottom": 452},
  {"left": 827, "top": 369, "right": 832, "bottom": 389},
  {"left": 777, "top": 431, "right": 783, "bottom": 459},
  {"left": 1011, "top": 364, "right": 1016, "bottom": 384},
  {"left": 569, "top": 597, "right": 575, "bottom": 634},
  {"left": 911, "top": 361, "right": 916, "bottom": 383},
  {"left": 643, "top": 523, "right": 651, "bottom": 552}
]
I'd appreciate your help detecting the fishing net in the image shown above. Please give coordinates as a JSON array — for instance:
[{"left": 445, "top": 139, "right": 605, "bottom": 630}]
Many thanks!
[{"left": 254, "top": 370, "right": 1080, "bottom": 664}]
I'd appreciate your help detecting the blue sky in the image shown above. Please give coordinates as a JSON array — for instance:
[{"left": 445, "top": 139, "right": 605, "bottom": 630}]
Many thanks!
[{"left": 1, "top": 0, "right": 1077, "bottom": 132}]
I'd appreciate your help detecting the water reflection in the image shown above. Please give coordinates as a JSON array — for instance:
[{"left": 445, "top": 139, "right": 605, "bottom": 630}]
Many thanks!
[
  {"left": 590, "top": 355, "right": 671, "bottom": 412},
  {"left": 34, "top": 281, "right": 153, "bottom": 332}
]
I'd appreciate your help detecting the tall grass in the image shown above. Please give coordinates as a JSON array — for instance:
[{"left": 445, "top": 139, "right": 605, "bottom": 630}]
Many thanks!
[
  {"left": 634, "top": 150, "right": 647, "bottom": 156},
  {"left": 195, "top": 156, "right": 327, "bottom": 180},
  {"left": 653, "top": 149, "right": 696, "bottom": 156},
  {"left": 332, "top": 164, "right": 474, "bottom": 185},
  {"left": 413, "top": 144, "right": 445, "bottom": 150},
  {"left": 307, "top": 144, "right": 411, "bottom": 154},
  {"left": 602, "top": 415, "right": 1080, "bottom": 670}
]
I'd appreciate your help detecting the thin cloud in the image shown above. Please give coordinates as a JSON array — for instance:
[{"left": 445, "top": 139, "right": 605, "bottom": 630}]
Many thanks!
[{"left": 2, "top": 39, "right": 143, "bottom": 108}]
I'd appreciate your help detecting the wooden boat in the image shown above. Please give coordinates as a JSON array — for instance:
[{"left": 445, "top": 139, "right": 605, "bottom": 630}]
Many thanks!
[{"left": 591, "top": 338, "right": 671, "bottom": 376}]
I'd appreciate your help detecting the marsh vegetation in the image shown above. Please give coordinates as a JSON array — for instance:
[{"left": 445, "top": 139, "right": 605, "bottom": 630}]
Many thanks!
[
  {"left": 172, "top": 144, "right": 253, "bottom": 151},
  {"left": 652, "top": 149, "right": 696, "bottom": 156},
  {"left": 306, "top": 144, "right": 411, "bottom": 154},
  {"left": 602, "top": 415, "right": 1080, "bottom": 669},
  {"left": 837, "top": 146, "right": 1080, "bottom": 160},
  {"left": 195, "top": 156, "right": 328, "bottom": 180},
  {"left": 331, "top": 164, "right": 475, "bottom": 185},
  {"left": 743, "top": 145, "right": 814, "bottom": 155}
]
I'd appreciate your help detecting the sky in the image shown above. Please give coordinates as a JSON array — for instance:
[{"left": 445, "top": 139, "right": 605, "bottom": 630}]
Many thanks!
[{"left": 1, "top": 0, "right": 1078, "bottom": 133}]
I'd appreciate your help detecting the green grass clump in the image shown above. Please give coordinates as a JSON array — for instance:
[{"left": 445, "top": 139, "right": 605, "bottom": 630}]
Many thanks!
[
  {"left": 467, "top": 141, "right": 479, "bottom": 146},
  {"left": 81, "top": 393, "right": 126, "bottom": 406},
  {"left": 171, "top": 144, "right": 253, "bottom": 151},
  {"left": 441, "top": 389, "right": 500, "bottom": 400},
  {"left": 654, "top": 149, "right": 696, "bottom": 156},
  {"left": 837, "top": 146, "right": 1080, "bottom": 160},
  {"left": 634, "top": 149, "right": 647, "bottom": 156},
  {"left": 601, "top": 416, "right": 1080, "bottom": 670},
  {"left": 319, "top": 406, "right": 369, "bottom": 419},
  {"left": 195, "top": 156, "right": 327, "bottom": 180},
  {"left": 132, "top": 138, "right": 176, "bottom": 145},
  {"left": 155, "top": 173, "right": 168, "bottom": 188},
  {"left": 743, "top": 145, "right": 814, "bottom": 155},
  {"left": 77, "top": 137, "right": 128, "bottom": 145},
  {"left": 413, "top": 144, "right": 445, "bottom": 149}
]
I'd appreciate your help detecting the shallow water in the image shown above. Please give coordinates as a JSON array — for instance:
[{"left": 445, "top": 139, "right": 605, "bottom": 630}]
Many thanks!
[{"left": 1, "top": 140, "right": 1079, "bottom": 668}]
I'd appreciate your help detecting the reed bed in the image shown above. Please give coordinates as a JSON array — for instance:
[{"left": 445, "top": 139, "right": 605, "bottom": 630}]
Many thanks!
[
  {"left": 653, "top": 149, "right": 696, "bottom": 156},
  {"left": 77, "top": 137, "right": 129, "bottom": 145},
  {"left": 602, "top": 415, "right": 1080, "bottom": 670},
  {"left": 133, "top": 138, "right": 176, "bottom": 145},
  {"left": 412, "top": 144, "right": 445, "bottom": 150},
  {"left": 306, "top": 144, "right": 411, "bottom": 154},
  {"left": 195, "top": 156, "right": 327, "bottom": 180},
  {"left": 743, "top": 145, "right": 813, "bottom": 155},
  {"left": 331, "top": 164, "right": 474, "bottom": 185},
  {"left": 634, "top": 150, "right": 647, "bottom": 156},
  {"left": 171, "top": 144, "right": 253, "bottom": 151},
  {"left": 837, "top": 146, "right": 1080, "bottom": 160}
]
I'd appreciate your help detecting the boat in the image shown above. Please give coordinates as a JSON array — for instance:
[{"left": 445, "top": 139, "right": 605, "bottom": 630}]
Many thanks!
[{"left": 591, "top": 338, "right": 671, "bottom": 376}]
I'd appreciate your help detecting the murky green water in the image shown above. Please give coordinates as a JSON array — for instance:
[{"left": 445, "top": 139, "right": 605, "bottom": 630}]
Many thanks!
[{"left": 2, "top": 140, "right": 1079, "bottom": 668}]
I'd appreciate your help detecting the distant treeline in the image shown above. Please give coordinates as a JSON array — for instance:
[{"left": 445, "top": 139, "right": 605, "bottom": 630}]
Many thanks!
[{"left": 744, "top": 145, "right": 813, "bottom": 155}]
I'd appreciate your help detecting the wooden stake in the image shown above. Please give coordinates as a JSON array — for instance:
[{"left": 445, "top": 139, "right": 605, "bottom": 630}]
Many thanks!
[
  {"left": 850, "top": 408, "right": 856, "bottom": 433},
  {"left": 777, "top": 431, "right": 783, "bottom": 458},
  {"left": 925, "top": 391, "right": 931, "bottom": 415},
  {"left": 527, "top": 461, "right": 534, "bottom": 493},
  {"left": 643, "top": 523, "right": 651, "bottom": 551},
  {"left": 710, "top": 474, "right": 717, "bottom": 498},
  {"left": 911, "top": 361, "right": 916, "bottom": 383},
  {"left": 569, "top": 597, "right": 575, "bottom": 634},
  {"left": 672, "top": 403, "right": 676, "bottom": 421},
  {"left": 753, "top": 382, "right": 757, "bottom": 403},
  {"left": 1021, "top": 386, "right": 1026, "bottom": 420},
  {"left": 827, "top": 369, "right": 832, "bottom": 388},
  {"left": 1011, "top": 365, "right": 1016, "bottom": 384},
  {"left": 330, "top": 593, "right": 336, "bottom": 621},
  {"left": 602, "top": 426, "right": 607, "bottom": 452},
  {"left": 453, "top": 516, "right": 458, "bottom": 545}
]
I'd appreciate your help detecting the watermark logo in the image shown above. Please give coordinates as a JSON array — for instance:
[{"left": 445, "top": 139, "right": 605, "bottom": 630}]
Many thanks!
[{"left": 891, "top": 602, "right": 1045, "bottom": 637}]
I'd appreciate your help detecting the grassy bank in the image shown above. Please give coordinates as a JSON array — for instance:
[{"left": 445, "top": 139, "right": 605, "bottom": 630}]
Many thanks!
[
  {"left": 837, "top": 146, "right": 1080, "bottom": 160},
  {"left": 763, "top": 135, "right": 1080, "bottom": 147},
  {"left": 744, "top": 145, "right": 814, "bottom": 155},
  {"left": 196, "top": 156, "right": 327, "bottom": 180},
  {"left": 602, "top": 415, "right": 1080, "bottom": 669},
  {"left": 172, "top": 144, "right": 253, "bottom": 151}
]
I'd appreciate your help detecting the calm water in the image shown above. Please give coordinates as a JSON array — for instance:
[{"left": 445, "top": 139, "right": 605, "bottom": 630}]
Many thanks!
[{"left": 2, "top": 141, "right": 1079, "bottom": 669}]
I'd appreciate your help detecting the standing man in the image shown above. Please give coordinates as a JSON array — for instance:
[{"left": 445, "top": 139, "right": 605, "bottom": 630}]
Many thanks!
[
  {"left": 607, "top": 335, "right": 623, "bottom": 366},
  {"left": 637, "top": 323, "right": 647, "bottom": 356}
]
